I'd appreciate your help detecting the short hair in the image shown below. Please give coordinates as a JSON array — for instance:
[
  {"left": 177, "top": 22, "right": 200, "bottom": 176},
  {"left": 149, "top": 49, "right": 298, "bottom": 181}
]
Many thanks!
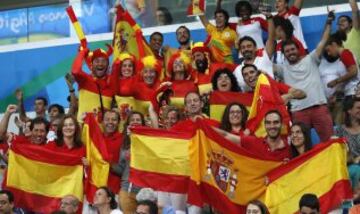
[
  {"left": 48, "top": 104, "right": 65, "bottom": 115},
  {"left": 214, "top": 9, "right": 230, "bottom": 27},
  {"left": 0, "top": 190, "right": 14, "bottom": 203},
  {"left": 241, "top": 64, "right": 259, "bottom": 75},
  {"left": 136, "top": 188, "right": 157, "bottom": 202},
  {"left": 176, "top": 25, "right": 190, "bottom": 36},
  {"left": 122, "top": 111, "right": 145, "bottom": 150},
  {"left": 30, "top": 117, "right": 50, "bottom": 133},
  {"left": 326, "top": 31, "right": 347, "bottom": 46},
  {"left": 103, "top": 109, "right": 121, "bottom": 122},
  {"left": 137, "top": 200, "right": 158, "bottom": 214},
  {"left": 35, "top": 96, "right": 48, "bottom": 106},
  {"left": 98, "top": 186, "right": 117, "bottom": 209},
  {"left": 184, "top": 91, "right": 201, "bottom": 105},
  {"left": 150, "top": 32, "right": 164, "bottom": 41},
  {"left": 239, "top": 36, "right": 257, "bottom": 48},
  {"left": 343, "top": 97, "right": 360, "bottom": 127},
  {"left": 273, "top": 16, "right": 294, "bottom": 39},
  {"left": 162, "top": 105, "right": 182, "bottom": 121},
  {"left": 281, "top": 39, "right": 300, "bottom": 53},
  {"left": 265, "top": 110, "right": 283, "bottom": 122},
  {"left": 299, "top": 193, "right": 320, "bottom": 211},
  {"left": 212, "top": 68, "right": 241, "bottom": 92},
  {"left": 338, "top": 15, "right": 352, "bottom": 24},
  {"left": 235, "top": 1, "right": 253, "bottom": 17}
]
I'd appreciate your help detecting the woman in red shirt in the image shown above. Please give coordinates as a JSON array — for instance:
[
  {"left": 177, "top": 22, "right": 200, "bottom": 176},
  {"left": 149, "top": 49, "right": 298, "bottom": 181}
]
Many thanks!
[{"left": 219, "top": 103, "right": 249, "bottom": 136}]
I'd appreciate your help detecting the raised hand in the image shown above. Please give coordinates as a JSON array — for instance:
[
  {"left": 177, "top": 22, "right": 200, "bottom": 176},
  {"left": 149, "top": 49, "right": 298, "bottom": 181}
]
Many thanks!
[
  {"left": 15, "top": 89, "right": 23, "bottom": 101},
  {"left": 6, "top": 104, "right": 17, "bottom": 114}
]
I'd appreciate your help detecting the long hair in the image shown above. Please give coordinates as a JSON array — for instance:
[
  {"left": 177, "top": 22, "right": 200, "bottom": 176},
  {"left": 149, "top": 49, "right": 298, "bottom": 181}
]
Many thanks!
[
  {"left": 122, "top": 111, "right": 145, "bottom": 150},
  {"left": 247, "top": 200, "right": 269, "bottom": 214},
  {"left": 55, "top": 115, "right": 82, "bottom": 148},
  {"left": 343, "top": 97, "right": 360, "bottom": 127},
  {"left": 220, "top": 103, "right": 248, "bottom": 132},
  {"left": 211, "top": 68, "right": 241, "bottom": 92},
  {"left": 290, "top": 122, "right": 312, "bottom": 159},
  {"left": 97, "top": 186, "right": 117, "bottom": 209}
]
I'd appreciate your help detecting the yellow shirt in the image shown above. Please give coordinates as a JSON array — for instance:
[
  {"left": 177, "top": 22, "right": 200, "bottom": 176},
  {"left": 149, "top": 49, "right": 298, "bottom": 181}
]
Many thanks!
[
  {"left": 206, "top": 24, "right": 237, "bottom": 63},
  {"left": 344, "top": 28, "right": 360, "bottom": 63}
]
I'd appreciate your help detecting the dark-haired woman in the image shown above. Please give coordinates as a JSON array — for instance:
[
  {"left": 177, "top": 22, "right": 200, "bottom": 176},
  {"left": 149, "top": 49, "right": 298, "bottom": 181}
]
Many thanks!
[
  {"left": 112, "top": 112, "right": 145, "bottom": 214},
  {"left": 211, "top": 68, "right": 241, "bottom": 92},
  {"left": 325, "top": 32, "right": 359, "bottom": 99},
  {"left": 246, "top": 200, "right": 269, "bottom": 214},
  {"left": 335, "top": 97, "right": 360, "bottom": 158},
  {"left": 289, "top": 122, "right": 312, "bottom": 158},
  {"left": 46, "top": 115, "right": 85, "bottom": 158},
  {"left": 93, "top": 186, "right": 122, "bottom": 214},
  {"left": 220, "top": 103, "right": 248, "bottom": 136}
]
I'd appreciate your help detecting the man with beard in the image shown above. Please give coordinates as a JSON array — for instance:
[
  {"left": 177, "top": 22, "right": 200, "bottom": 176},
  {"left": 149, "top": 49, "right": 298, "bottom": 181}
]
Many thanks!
[
  {"left": 176, "top": 26, "right": 191, "bottom": 50},
  {"left": 191, "top": 42, "right": 236, "bottom": 95},
  {"left": 274, "top": 11, "right": 335, "bottom": 142},
  {"left": 71, "top": 46, "right": 116, "bottom": 122},
  {"left": 214, "top": 110, "right": 290, "bottom": 161},
  {"left": 233, "top": 13, "right": 276, "bottom": 91},
  {"left": 101, "top": 110, "right": 123, "bottom": 196}
]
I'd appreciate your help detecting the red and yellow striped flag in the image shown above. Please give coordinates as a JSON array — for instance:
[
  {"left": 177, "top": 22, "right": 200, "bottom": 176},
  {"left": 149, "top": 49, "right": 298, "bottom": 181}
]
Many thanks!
[
  {"left": 209, "top": 91, "right": 253, "bottom": 121},
  {"left": 129, "top": 126, "right": 193, "bottom": 193},
  {"left": 66, "top": 6, "right": 87, "bottom": 48},
  {"left": 82, "top": 113, "right": 111, "bottom": 203},
  {"left": 113, "top": 5, "right": 153, "bottom": 61},
  {"left": 5, "top": 143, "right": 84, "bottom": 213},
  {"left": 187, "top": 0, "right": 206, "bottom": 16},
  {"left": 246, "top": 74, "right": 290, "bottom": 137},
  {"left": 264, "top": 139, "right": 352, "bottom": 213},
  {"left": 188, "top": 120, "right": 282, "bottom": 213}
]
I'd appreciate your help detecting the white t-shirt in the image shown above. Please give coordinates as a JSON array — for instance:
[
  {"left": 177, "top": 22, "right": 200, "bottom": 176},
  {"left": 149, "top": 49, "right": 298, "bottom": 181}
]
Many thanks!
[
  {"left": 276, "top": 51, "right": 327, "bottom": 111},
  {"left": 234, "top": 49, "right": 274, "bottom": 91},
  {"left": 319, "top": 58, "right": 346, "bottom": 98},
  {"left": 276, "top": 6, "right": 308, "bottom": 50},
  {"left": 236, "top": 17, "right": 267, "bottom": 49},
  {"left": 110, "top": 209, "right": 123, "bottom": 214}
]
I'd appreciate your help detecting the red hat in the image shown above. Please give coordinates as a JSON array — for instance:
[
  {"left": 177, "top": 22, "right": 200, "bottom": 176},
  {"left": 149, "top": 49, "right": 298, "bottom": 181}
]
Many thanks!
[{"left": 85, "top": 44, "right": 113, "bottom": 67}]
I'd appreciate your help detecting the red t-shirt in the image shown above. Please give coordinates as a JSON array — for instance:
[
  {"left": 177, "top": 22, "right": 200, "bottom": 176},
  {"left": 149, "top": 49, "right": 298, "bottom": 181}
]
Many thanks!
[
  {"left": 104, "top": 132, "right": 123, "bottom": 194},
  {"left": 340, "top": 49, "right": 357, "bottom": 68},
  {"left": 241, "top": 135, "right": 290, "bottom": 161}
]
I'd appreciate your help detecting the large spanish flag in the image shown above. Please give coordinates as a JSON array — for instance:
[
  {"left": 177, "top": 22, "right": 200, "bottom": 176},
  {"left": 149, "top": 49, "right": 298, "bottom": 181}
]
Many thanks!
[
  {"left": 113, "top": 5, "right": 153, "bottom": 61},
  {"left": 82, "top": 113, "right": 111, "bottom": 203},
  {"left": 129, "top": 126, "right": 193, "bottom": 193},
  {"left": 264, "top": 139, "right": 352, "bottom": 213},
  {"left": 247, "top": 74, "right": 290, "bottom": 137},
  {"left": 188, "top": 120, "right": 282, "bottom": 213},
  {"left": 209, "top": 91, "right": 253, "bottom": 121},
  {"left": 5, "top": 143, "right": 83, "bottom": 213}
]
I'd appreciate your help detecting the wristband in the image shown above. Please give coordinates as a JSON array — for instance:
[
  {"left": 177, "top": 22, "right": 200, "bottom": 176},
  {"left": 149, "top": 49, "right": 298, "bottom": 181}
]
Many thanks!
[{"left": 69, "top": 89, "right": 75, "bottom": 93}]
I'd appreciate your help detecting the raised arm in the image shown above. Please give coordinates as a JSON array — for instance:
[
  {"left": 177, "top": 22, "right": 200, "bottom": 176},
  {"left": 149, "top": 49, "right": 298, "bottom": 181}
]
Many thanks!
[
  {"left": 71, "top": 48, "right": 89, "bottom": 83},
  {"left": 64, "top": 73, "right": 78, "bottom": 116},
  {"left": 265, "top": 14, "right": 276, "bottom": 57},
  {"left": 148, "top": 103, "right": 159, "bottom": 129},
  {"left": 293, "top": 0, "right": 304, "bottom": 10},
  {"left": 15, "top": 89, "right": 29, "bottom": 122},
  {"left": 350, "top": 0, "right": 360, "bottom": 30},
  {"left": 215, "top": 0, "right": 223, "bottom": 10},
  {"left": 0, "top": 105, "right": 17, "bottom": 141},
  {"left": 315, "top": 11, "right": 335, "bottom": 58},
  {"left": 198, "top": 14, "right": 210, "bottom": 28}
]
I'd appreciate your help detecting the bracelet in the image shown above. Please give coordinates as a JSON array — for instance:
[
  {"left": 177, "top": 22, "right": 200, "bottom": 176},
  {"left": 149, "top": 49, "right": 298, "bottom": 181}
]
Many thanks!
[
  {"left": 326, "top": 20, "right": 333, "bottom": 25},
  {"left": 69, "top": 89, "right": 75, "bottom": 93}
]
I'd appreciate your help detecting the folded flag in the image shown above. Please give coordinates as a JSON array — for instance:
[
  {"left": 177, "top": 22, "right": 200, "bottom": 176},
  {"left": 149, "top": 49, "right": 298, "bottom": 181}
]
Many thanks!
[
  {"left": 246, "top": 74, "right": 290, "bottom": 137},
  {"left": 264, "top": 139, "right": 352, "bottom": 213},
  {"left": 5, "top": 143, "right": 83, "bottom": 213},
  {"left": 82, "top": 113, "right": 111, "bottom": 203},
  {"left": 129, "top": 126, "right": 193, "bottom": 193},
  {"left": 187, "top": 0, "right": 206, "bottom": 16}
]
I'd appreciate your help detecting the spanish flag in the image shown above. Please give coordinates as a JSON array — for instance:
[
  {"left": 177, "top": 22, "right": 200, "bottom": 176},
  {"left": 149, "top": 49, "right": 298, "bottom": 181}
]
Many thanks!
[
  {"left": 5, "top": 143, "right": 83, "bottom": 213},
  {"left": 264, "top": 139, "right": 352, "bottom": 213},
  {"left": 82, "top": 113, "right": 111, "bottom": 203},
  {"left": 113, "top": 5, "right": 153, "bottom": 61},
  {"left": 246, "top": 74, "right": 290, "bottom": 137},
  {"left": 209, "top": 91, "right": 253, "bottom": 121},
  {"left": 129, "top": 126, "right": 193, "bottom": 193},
  {"left": 66, "top": 6, "right": 87, "bottom": 49},
  {"left": 188, "top": 120, "right": 282, "bottom": 213},
  {"left": 187, "top": 0, "right": 206, "bottom": 16}
]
